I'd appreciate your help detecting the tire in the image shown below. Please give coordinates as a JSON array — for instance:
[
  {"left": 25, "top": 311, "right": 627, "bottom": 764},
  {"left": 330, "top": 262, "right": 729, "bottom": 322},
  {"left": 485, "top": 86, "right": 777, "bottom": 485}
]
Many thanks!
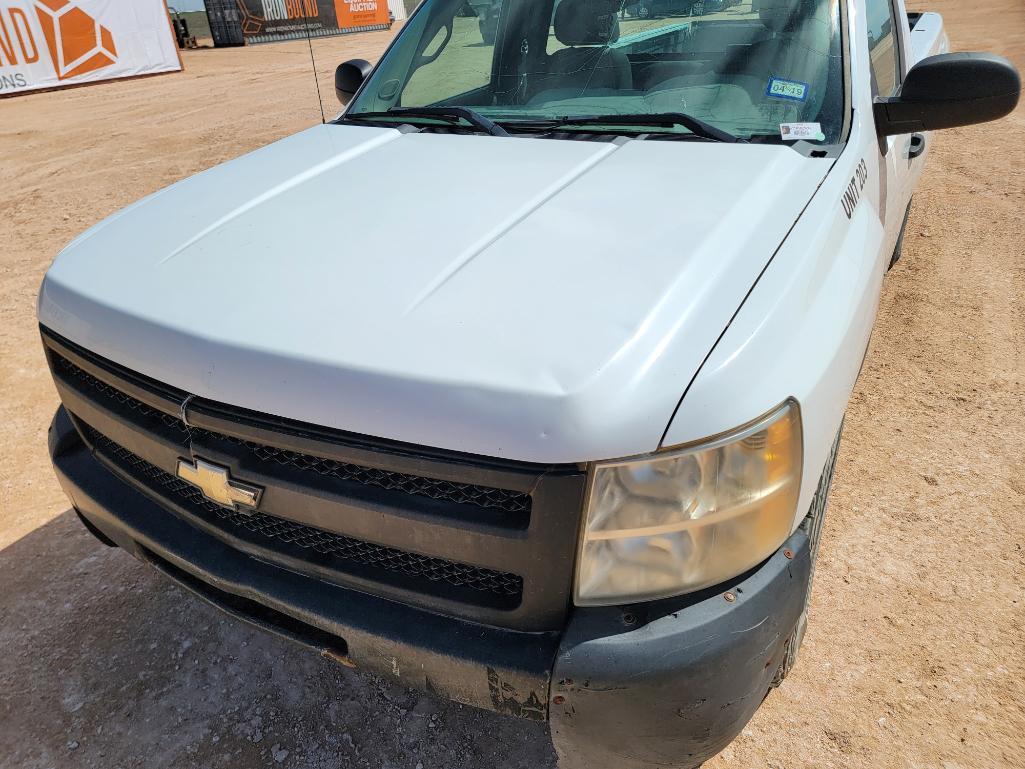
[
  {"left": 888, "top": 198, "right": 913, "bottom": 270},
  {"left": 770, "top": 423, "right": 843, "bottom": 687}
]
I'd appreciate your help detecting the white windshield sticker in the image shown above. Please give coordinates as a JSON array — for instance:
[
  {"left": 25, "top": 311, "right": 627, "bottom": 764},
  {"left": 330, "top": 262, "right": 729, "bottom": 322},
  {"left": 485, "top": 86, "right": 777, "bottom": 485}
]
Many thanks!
[{"left": 780, "top": 122, "right": 825, "bottom": 141}]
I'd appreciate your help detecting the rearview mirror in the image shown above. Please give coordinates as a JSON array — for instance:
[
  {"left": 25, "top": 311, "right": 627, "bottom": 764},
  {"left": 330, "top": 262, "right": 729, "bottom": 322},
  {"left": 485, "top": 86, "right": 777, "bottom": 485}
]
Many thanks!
[
  {"left": 335, "top": 59, "right": 373, "bottom": 106},
  {"left": 874, "top": 52, "right": 1020, "bottom": 136}
]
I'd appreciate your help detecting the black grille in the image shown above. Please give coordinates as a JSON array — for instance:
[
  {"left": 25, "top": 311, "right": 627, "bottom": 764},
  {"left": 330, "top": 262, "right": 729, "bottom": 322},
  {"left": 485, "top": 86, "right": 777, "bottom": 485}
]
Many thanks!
[
  {"left": 52, "top": 354, "right": 531, "bottom": 517},
  {"left": 236, "top": 442, "right": 532, "bottom": 513},
  {"left": 86, "top": 426, "right": 524, "bottom": 601},
  {"left": 44, "top": 326, "right": 590, "bottom": 631},
  {"left": 53, "top": 353, "right": 186, "bottom": 432}
]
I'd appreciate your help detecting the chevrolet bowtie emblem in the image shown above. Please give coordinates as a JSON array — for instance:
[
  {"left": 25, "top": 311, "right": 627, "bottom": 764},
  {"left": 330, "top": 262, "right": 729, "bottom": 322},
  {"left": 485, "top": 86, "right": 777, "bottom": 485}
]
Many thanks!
[{"left": 175, "top": 458, "right": 263, "bottom": 510}]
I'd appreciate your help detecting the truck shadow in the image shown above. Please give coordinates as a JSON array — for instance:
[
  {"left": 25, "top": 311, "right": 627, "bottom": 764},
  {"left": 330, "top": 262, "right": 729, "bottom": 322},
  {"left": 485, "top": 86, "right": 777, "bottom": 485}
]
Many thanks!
[{"left": 0, "top": 510, "right": 556, "bottom": 769}]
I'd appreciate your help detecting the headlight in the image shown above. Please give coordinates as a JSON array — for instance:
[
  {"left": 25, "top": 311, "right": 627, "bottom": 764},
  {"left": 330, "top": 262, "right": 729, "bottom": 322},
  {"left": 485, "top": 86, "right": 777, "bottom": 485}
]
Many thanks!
[{"left": 575, "top": 400, "right": 802, "bottom": 605}]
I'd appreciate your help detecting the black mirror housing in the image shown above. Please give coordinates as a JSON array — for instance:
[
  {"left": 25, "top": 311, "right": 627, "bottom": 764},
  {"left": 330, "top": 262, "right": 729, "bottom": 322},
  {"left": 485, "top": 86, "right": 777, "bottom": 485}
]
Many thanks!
[
  {"left": 336, "top": 59, "right": 373, "bottom": 106},
  {"left": 874, "top": 52, "right": 1020, "bottom": 136}
]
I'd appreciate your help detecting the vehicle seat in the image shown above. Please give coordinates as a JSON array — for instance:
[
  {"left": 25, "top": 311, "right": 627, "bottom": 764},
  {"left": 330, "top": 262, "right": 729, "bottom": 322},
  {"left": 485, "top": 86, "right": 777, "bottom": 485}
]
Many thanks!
[
  {"left": 533, "top": 0, "right": 632, "bottom": 98},
  {"left": 724, "top": 0, "right": 836, "bottom": 116}
]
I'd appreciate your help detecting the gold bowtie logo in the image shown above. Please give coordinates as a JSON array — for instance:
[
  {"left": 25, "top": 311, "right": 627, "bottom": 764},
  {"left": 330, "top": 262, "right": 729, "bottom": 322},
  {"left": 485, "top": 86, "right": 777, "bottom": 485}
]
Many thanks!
[{"left": 175, "top": 458, "right": 263, "bottom": 510}]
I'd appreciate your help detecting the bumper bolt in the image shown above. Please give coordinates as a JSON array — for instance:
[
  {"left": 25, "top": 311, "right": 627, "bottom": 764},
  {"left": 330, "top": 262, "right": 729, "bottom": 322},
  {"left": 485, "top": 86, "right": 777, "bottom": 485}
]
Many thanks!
[
  {"left": 724, "top": 591, "right": 736, "bottom": 603},
  {"left": 783, "top": 549, "right": 794, "bottom": 560}
]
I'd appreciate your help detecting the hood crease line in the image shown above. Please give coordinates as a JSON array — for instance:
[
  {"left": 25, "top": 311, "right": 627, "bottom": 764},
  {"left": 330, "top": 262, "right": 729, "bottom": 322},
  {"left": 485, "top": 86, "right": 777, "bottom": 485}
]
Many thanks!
[
  {"left": 402, "top": 140, "right": 623, "bottom": 316},
  {"left": 157, "top": 129, "right": 402, "bottom": 266}
]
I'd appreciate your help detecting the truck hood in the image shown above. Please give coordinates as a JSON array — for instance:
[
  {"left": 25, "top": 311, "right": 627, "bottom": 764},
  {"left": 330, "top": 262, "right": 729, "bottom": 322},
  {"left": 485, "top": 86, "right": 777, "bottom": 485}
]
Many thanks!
[{"left": 39, "top": 124, "right": 829, "bottom": 463}]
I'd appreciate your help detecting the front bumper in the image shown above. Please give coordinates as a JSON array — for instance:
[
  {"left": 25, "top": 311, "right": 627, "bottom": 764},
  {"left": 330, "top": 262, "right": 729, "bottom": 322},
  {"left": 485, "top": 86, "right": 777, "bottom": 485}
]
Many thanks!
[
  {"left": 550, "top": 532, "right": 810, "bottom": 768},
  {"left": 51, "top": 406, "right": 811, "bottom": 768}
]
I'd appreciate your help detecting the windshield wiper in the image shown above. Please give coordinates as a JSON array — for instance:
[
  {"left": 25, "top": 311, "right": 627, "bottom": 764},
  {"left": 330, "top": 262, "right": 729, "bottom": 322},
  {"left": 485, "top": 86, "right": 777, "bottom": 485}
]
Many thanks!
[
  {"left": 511, "top": 112, "right": 742, "bottom": 143},
  {"left": 344, "top": 107, "right": 509, "bottom": 137}
]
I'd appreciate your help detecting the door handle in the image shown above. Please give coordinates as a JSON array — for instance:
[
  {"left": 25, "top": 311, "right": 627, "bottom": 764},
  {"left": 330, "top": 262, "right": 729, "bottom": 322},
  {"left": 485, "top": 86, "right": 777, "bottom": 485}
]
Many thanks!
[{"left": 908, "top": 133, "right": 926, "bottom": 160}]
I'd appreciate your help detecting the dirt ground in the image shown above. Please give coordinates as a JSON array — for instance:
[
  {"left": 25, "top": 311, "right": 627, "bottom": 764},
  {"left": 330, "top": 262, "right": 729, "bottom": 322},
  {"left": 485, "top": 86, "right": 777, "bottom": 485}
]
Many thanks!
[{"left": 2, "top": 2, "right": 1024, "bottom": 768}]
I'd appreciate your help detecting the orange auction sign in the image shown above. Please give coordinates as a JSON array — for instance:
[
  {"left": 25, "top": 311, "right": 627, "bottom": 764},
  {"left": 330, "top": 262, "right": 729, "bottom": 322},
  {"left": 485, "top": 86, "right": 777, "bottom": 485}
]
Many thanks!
[{"left": 333, "top": 0, "right": 388, "bottom": 30}]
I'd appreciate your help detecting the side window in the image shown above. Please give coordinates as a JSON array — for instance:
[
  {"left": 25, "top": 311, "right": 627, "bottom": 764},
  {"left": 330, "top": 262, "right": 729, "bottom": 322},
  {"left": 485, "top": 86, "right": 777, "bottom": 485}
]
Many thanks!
[{"left": 865, "top": 0, "right": 900, "bottom": 96}]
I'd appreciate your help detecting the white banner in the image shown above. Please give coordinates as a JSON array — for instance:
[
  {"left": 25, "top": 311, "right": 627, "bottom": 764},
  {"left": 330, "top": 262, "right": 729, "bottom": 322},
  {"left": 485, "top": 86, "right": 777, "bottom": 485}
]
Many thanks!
[{"left": 0, "top": 0, "right": 181, "bottom": 96}]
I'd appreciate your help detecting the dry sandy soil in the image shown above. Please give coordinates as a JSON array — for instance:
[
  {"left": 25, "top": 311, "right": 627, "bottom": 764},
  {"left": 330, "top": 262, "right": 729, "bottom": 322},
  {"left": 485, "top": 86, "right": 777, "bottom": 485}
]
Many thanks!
[{"left": 1, "top": 2, "right": 1024, "bottom": 768}]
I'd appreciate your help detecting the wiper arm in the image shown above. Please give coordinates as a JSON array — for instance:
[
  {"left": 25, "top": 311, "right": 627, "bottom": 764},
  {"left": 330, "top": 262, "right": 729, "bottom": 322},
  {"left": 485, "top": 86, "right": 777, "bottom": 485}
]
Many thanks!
[
  {"left": 523, "top": 112, "right": 743, "bottom": 143},
  {"left": 344, "top": 107, "right": 509, "bottom": 137}
]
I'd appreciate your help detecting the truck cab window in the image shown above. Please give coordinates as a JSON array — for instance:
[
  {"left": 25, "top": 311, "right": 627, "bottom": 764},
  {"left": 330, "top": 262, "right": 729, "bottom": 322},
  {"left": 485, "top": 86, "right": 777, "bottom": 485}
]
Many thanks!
[
  {"left": 349, "top": 0, "right": 846, "bottom": 144},
  {"left": 865, "top": 0, "right": 900, "bottom": 95},
  {"left": 401, "top": 7, "right": 497, "bottom": 106}
]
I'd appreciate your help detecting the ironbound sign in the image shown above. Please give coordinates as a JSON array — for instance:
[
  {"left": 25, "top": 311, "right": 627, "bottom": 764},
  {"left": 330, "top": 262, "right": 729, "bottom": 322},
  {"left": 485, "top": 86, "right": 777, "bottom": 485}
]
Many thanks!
[
  {"left": 237, "top": 0, "right": 391, "bottom": 43},
  {"left": 0, "top": 0, "right": 181, "bottom": 96}
]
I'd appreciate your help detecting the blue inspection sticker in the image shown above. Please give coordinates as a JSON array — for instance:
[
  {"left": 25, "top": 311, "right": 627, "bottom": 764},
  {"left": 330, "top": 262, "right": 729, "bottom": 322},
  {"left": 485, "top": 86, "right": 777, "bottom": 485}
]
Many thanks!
[{"left": 766, "top": 77, "right": 810, "bottom": 102}]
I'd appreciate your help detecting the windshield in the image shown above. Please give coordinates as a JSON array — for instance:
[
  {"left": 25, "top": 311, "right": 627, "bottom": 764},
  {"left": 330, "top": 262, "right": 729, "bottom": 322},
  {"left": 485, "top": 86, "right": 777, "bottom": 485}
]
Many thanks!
[{"left": 347, "top": 0, "right": 844, "bottom": 143}]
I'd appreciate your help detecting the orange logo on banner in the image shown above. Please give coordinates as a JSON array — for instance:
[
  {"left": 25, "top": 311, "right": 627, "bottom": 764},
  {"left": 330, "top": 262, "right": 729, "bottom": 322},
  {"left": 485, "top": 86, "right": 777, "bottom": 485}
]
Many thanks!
[
  {"left": 334, "top": 0, "right": 388, "bottom": 30},
  {"left": 33, "top": 0, "right": 116, "bottom": 80}
]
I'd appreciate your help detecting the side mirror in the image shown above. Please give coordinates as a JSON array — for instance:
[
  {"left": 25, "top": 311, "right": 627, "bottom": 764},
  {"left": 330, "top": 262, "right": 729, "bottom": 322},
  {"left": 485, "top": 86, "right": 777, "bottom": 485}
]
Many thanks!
[
  {"left": 874, "top": 52, "right": 1020, "bottom": 136},
  {"left": 335, "top": 59, "right": 373, "bottom": 105}
]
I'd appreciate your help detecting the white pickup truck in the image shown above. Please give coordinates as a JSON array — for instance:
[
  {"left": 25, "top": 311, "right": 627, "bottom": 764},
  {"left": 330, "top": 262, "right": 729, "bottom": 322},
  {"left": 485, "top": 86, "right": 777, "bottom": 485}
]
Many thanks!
[{"left": 39, "top": 0, "right": 1018, "bottom": 766}]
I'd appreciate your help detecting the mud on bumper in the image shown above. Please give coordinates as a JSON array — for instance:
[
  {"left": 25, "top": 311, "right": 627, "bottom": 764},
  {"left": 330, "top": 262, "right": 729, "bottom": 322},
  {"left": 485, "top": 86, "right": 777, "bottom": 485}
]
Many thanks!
[{"left": 51, "top": 406, "right": 811, "bottom": 768}]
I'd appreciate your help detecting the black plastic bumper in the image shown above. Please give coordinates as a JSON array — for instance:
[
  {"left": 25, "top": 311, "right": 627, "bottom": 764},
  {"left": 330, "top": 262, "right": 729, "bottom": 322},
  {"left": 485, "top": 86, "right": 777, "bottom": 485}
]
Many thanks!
[
  {"left": 51, "top": 406, "right": 811, "bottom": 768},
  {"left": 50, "top": 406, "right": 555, "bottom": 719},
  {"left": 550, "top": 531, "right": 811, "bottom": 768}
]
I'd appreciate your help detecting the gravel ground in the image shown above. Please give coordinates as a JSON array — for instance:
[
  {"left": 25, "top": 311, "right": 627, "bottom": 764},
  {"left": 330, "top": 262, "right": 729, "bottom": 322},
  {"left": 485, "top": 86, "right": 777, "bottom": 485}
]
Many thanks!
[{"left": 1, "top": 2, "right": 1024, "bottom": 768}]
